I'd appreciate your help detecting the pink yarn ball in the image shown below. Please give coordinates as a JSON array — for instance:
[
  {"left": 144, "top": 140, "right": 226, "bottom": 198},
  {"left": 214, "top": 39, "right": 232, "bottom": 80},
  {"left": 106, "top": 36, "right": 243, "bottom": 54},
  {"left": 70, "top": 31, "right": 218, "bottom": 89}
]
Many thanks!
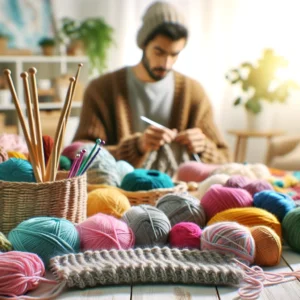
[
  {"left": 177, "top": 161, "right": 219, "bottom": 182},
  {"left": 201, "top": 184, "right": 253, "bottom": 220},
  {"left": 61, "top": 141, "right": 85, "bottom": 160},
  {"left": 0, "top": 147, "right": 8, "bottom": 163},
  {"left": 201, "top": 221, "right": 255, "bottom": 265},
  {"left": 225, "top": 175, "right": 251, "bottom": 189},
  {"left": 76, "top": 213, "right": 135, "bottom": 251},
  {"left": 169, "top": 222, "right": 202, "bottom": 249},
  {"left": 244, "top": 180, "right": 274, "bottom": 197}
]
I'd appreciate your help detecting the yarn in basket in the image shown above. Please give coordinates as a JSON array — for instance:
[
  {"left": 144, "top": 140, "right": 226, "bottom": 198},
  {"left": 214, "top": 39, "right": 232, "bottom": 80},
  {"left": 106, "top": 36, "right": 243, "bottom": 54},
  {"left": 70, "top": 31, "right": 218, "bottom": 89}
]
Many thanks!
[
  {"left": 0, "top": 147, "right": 8, "bottom": 163},
  {"left": 87, "top": 187, "right": 131, "bottom": 218},
  {"left": 116, "top": 160, "right": 134, "bottom": 181},
  {"left": 201, "top": 221, "right": 255, "bottom": 265},
  {"left": 120, "top": 169, "right": 174, "bottom": 191},
  {"left": 156, "top": 193, "right": 206, "bottom": 227},
  {"left": 122, "top": 205, "right": 171, "bottom": 246},
  {"left": 169, "top": 222, "right": 202, "bottom": 249},
  {"left": 8, "top": 216, "right": 80, "bottom": 265},
  {"left": 62, "top": 141, "right": 85, "bottom": 160},
  {"left": 42, "top": 135, "right": 54, "bottom": 165},
  {"left": 7, "top": 151, "right": 27, "bottom": 160},
  {"left": 76, "top": 213, "right": 135, "bottom": 251},
  {"left": 0, "top": 158, "right": 35, "bottom": 182},
  {"left": 59, "top": 155, "right": 72, "bottom": 171},
  {"left": 0, "top": 232, "right": 12, "bottom": 252},
  {"left": 250, "top": 225, "right": 282, "bottom": 266}
]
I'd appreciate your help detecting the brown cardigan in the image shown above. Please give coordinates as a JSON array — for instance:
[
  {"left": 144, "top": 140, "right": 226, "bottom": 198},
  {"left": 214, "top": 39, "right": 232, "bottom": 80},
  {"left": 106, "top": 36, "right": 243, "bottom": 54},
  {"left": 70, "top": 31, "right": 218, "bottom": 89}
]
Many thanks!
[{"left": 73, "top": 67, "right": 232, "bottom": 167}]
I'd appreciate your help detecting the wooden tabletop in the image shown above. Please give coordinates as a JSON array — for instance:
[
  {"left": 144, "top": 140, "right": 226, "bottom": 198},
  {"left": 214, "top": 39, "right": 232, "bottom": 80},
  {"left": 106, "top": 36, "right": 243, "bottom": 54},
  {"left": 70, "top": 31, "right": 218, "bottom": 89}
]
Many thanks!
[{"left": 27, "top": 247, "right": 300, "bottom": 300}]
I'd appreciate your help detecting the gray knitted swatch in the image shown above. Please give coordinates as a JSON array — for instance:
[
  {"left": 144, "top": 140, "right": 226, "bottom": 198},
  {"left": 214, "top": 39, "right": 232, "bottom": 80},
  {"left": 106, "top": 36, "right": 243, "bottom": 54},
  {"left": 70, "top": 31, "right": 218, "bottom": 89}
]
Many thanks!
[{"left": 50, "top": 247, "right": 244, "bottom": 289}]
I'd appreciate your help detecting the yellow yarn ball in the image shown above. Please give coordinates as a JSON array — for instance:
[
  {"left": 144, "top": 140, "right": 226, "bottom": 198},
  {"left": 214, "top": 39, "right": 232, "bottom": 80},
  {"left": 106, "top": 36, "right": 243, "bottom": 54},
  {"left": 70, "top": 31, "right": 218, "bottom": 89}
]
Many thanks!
[
  {"left": 87, "top": 187, "right": 131, "bottom": 218},
  {"left": 207, "top": 207, "right": 282, "bottom": 239},
  {"left": 250, "top": 225, "right": 282, "bottom": 266},
  {"left": 7, "top": 151, "right": 27, "bottom": 160}
]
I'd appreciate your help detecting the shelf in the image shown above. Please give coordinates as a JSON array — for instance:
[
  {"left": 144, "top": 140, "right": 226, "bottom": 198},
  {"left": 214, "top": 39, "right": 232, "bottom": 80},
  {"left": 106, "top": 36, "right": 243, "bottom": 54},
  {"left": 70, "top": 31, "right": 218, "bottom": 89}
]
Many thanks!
[
  {"left": 0, "top": 102, "right": 82, "bottom": 111},
  {"left": 0, "top": 55, "right": 88, "bottom": 63}
]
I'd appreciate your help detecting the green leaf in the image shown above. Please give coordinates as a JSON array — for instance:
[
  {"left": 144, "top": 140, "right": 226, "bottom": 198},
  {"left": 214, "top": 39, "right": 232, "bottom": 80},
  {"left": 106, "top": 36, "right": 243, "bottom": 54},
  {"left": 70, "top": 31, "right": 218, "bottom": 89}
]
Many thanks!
[
  {"left": 233, "top": 97, "right": 242, "bottom": 106},
  {"left": 245, "top": 98, "right": 262, "bottom": 114}
]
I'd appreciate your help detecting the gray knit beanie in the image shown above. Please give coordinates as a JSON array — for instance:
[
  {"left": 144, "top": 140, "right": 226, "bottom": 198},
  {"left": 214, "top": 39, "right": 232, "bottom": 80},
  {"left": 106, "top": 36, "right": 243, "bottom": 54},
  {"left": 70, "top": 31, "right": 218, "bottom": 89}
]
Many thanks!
[{"left": 137, "top": 1, "right": 188, "bottom": 49}]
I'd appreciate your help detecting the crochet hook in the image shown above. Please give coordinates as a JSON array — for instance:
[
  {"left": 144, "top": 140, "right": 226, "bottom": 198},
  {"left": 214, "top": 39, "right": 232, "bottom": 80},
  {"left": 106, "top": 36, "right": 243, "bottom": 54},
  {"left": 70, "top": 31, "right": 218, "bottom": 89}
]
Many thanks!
[{"left": 140, "top": 116, "right": 201, "bottom": 163}]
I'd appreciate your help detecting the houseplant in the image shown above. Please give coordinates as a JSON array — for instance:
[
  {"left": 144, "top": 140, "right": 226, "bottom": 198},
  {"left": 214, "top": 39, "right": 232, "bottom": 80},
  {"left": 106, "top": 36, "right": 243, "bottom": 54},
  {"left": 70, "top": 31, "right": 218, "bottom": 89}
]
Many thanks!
[
  {"left": 58, "top": 17, "right": 114, "bottom": 74},
  {"left": 226, "top": 49, "right": 299, "bottom": 115},
  {"left": 38, "top": 37, "right": 56, "bottom": 56}
]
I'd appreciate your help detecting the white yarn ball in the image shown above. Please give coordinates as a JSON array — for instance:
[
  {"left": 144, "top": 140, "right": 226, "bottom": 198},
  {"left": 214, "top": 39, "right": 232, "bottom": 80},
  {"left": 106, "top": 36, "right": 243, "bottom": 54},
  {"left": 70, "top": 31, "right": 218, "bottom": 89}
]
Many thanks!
[
  {"left": 247, "top": 163, "right": 271, "bottom": 179},
  {"left": 197, "top": 173, "right": 230, "bottom": 200},
  {"left": 212, "top": 163, "right": 256, "bottom": 180}
]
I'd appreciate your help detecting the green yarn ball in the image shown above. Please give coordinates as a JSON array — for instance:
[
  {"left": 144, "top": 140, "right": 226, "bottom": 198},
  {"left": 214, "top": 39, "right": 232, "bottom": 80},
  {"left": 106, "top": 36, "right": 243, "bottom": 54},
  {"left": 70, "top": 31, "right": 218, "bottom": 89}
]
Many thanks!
[
  {"left": 8, "top": 216, "right": 80, "bottom": 266},
  {"left": 0, "top": 158, "right": 35, "bottom": 182},
  {"left": 120, "top": 169, "right": 174, "bottom": 191},
  {"left": 59, "top": 155, "right": 72, "bottom": 171},
  {"left": 0, "top": 232, "right": 13, "bottom": 252},
  {"left": 282, "top": 207, "right": 300, "bottom": 252}
]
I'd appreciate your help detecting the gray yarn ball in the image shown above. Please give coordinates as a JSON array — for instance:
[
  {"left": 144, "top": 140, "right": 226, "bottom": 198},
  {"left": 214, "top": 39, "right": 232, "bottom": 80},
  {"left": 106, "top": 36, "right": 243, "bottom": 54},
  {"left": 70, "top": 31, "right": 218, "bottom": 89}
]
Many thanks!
[
  {"left": 122, "top": 205, "right": 171, "bottom": 247},
  {"left": 156, "top": 193, "right": 206, "bottom": 228},
  {"left": 79, "top": 144, "right": 121, "bottom": 186}
]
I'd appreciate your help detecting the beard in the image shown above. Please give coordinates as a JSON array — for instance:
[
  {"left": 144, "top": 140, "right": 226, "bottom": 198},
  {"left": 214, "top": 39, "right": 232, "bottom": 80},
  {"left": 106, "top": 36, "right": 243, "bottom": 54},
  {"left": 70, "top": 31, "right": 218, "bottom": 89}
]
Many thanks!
[{"left": 142, "top": 53, "right": 170, "bottom": 81}]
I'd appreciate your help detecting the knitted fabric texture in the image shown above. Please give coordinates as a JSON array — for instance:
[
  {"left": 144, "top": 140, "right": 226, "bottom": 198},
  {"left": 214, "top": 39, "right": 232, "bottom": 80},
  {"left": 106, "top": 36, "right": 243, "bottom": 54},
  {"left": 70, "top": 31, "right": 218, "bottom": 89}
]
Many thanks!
[
  {"left": 50, "top": 246, "right": 243, "bottom": 288},
  {"left": 137, "top": 1, "right": 188, "bottom": 49}
]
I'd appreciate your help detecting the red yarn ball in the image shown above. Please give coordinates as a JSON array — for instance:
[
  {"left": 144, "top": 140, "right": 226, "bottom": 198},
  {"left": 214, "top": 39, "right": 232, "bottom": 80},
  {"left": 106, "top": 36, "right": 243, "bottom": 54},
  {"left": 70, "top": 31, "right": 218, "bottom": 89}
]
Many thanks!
[
  {"left": 42, "top": 135, "right": 54, "bottom": 166},
  {"left": 62, "top": 141, "right": 85, "bottom": 160},
  {"left": 201, "top": 184, "right": 253, "bottom": 220},
  {"left": 177, "top": 161, "right": 219, "bottom": 182},
  {"left": 169, "top": 222, "right": 202, "bottom": 249}
]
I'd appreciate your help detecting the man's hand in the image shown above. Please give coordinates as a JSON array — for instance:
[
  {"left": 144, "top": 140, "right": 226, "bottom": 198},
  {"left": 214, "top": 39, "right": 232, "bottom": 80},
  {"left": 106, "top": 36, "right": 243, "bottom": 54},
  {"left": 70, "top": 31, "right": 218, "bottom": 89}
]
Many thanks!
[
  {"left": 174, "top": 128, "right": 206, "bottom": 154},
  {"left": 138, "top": 125, "right": 177, "bottom": 153}
]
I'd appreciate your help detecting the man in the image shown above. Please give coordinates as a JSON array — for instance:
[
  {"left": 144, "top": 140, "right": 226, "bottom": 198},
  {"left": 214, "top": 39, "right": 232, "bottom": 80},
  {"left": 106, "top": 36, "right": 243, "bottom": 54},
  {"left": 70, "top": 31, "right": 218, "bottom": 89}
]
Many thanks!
[{"left": 73, "top": 1, "right": 231, "bottom": 171}]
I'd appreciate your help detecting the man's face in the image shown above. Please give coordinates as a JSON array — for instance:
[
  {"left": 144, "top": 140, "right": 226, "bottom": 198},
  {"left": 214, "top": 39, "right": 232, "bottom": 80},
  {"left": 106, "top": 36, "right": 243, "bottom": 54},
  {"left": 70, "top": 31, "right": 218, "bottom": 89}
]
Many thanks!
[{"left": 142, "top": 34, "right": 186, "bottom": 81}]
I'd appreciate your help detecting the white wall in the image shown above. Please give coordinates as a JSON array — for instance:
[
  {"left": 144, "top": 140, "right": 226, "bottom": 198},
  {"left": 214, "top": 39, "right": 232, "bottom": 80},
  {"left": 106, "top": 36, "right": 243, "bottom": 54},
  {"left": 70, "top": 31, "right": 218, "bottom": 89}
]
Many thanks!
[{"left": 52, "top": 0, "right": 300, "bottom": 163}]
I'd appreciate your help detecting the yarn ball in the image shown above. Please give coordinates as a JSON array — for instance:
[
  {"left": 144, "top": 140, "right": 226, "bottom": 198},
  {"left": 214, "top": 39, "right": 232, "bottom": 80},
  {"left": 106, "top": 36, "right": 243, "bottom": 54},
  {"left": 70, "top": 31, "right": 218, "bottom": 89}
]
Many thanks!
[
  {"left": 169, "top": 222, "right": 202, "bottom": 249},
  {"left": 244, "top": 180, "right": 274, "bottom": 197},
  {"left": 8, "top": 216, "right": 80, "bottom": 265},
  {"left": 0, "top": 158, "right": 35, "bottom": 182},
  {"left": 0, "top": 133, "right": 28, "bottom": 153},
  {"left": 250, "top": 226, "right": 282, "bottom": 266},
  {"left": 253, "top": 190, "right": 296, "bottom": 222},
  {"left": 0, "top": 147, "right": 8, "bottom": 163},
  {"left": 196, "top": 173, "right": 230, "bottom": 200},
  {"left": 122, "top": 205, "right": 171, "bottom": 246},
  {"left": 7, "top": 151, "right": 27, "bottom": 160},
  {"left": 177, "top": 161, "right": 219, "bottom": 182},
  {"left": 120, "top": 169, "right": 174, "bottom": 191},
  {"left": 116, "top": 160, "right": 134, "bottom": 181},
  {"left": 82, "top": 144, "right": 121, "bottom": 186},
  {"left": 201, "top": 184, "right": 253, "bottom": 220},
  {"left": 61, "top": 141, "right": 85, "bottom": 160},
  {"left": 76, "top": 213, "right": 135, "bottom": 251},
  {"left": 42, "top": 135, "right": 54, "bottom": 165},
  {"left": 282, "top": 207, "right": 300, "bottom": 252},
  {"left": 247, "top": 163, "right": 271, "bottom": 179},
  {"left": 201, "top": 221, "right": 255, "bottom": 265},
  {"left": 87, "top": 187, "right": 131, "bottom": 218},
  {"left": 59, "top": 155, "right": 72, "bottom": 170},
  {"left": 0, "top": 232, "right": 12, "bottom": 252},
  {"left": 0, "top": 251, "right": 45, "bottom": 297},
  {"left": 225, "top": 175, "right": 251, "bottom": 189},
  {"left": 156, "top": 193, "right": 206, "bottom": 227},
  {"left": 212, "top": 163, "right": 257, "bottom": 179},
  {"left": 208, "top": 207, "right": 282, "bottom": 239}
]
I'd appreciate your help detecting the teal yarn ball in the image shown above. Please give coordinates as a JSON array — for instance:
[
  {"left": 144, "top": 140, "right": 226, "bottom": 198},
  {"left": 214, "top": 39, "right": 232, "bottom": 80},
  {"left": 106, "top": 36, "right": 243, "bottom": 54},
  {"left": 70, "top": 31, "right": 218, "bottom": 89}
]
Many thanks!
[
  {"left": 8, "top": 216, "right": 80, "bottom": 265},
  {"left": 254, "top": 190, "right": 296, "bottom": 222},
  {"left": 0, "top": 158, "right": 35, "bottom": 182},
  {"left": 59, "top": 155, "right": 72, "bottom": 170},
  {"left": 120, "top": 169, "right": 174, "bottom": 191},
  {"left": 122, "top": 205, "right": 171, "bottom": 246},
  {"left": 116, "top": 160, "right": 134, "bottom": 181},
  {"left": 156, "top": 193, "right": 206, "bottom": 227},
  {"left": 282, "top": 207, "right": 300, "bottom": 252}
]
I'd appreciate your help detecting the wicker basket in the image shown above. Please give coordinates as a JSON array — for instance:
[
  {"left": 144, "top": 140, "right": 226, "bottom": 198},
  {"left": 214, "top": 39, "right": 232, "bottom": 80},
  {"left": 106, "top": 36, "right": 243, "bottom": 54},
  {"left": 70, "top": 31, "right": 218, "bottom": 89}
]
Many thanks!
[
  {"left": 87, "top": 181, "right": 188, "bottom": 206},
  {"left": 0, "top": 172, "right": 87, "bottom": 234}
]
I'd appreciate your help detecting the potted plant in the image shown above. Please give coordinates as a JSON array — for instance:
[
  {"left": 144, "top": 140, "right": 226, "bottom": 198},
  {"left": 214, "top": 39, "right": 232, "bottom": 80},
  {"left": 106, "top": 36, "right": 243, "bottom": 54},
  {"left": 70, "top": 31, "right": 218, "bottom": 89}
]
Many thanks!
[
  {"left": 58, "top": 17, "right": 114, "bottom": 74},
  {"left": 39, "top": 37, "right": 56, "bottom": 56},
  {"left": 226, "top": 49, "right": 299, "bottom": 115}
]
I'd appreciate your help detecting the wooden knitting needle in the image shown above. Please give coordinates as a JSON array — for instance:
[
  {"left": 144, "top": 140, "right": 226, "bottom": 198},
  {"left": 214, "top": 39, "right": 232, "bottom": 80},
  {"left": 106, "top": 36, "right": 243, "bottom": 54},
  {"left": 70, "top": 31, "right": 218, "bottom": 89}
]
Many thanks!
[
  {"left": 28, "top": 67, "right": 46, "bottom": 180},
  {"left": 20, "top": 72, "right": 38, "bottom": 165},
  {"left": 3, "top": 69, "right": 42, "bottom": 182}
]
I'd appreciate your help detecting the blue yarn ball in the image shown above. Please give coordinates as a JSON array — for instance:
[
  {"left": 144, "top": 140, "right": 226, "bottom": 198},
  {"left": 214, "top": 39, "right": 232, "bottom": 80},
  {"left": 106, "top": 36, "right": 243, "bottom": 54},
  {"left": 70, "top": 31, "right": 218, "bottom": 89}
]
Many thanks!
[
  {"left": 116, "top": 160, "right": 134, "bottom": 181},
  {"left": 8, "top": 216, "right": 80, "bottom": 266},
  {"left": 0, "top": 158, "right": 35, "bottom": 182},
  {"left": 253, "top": 190, "right": 296, "bottom": 222},
  {"left": 120, "top": 169, "right": 174, "bottom": 191}
]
